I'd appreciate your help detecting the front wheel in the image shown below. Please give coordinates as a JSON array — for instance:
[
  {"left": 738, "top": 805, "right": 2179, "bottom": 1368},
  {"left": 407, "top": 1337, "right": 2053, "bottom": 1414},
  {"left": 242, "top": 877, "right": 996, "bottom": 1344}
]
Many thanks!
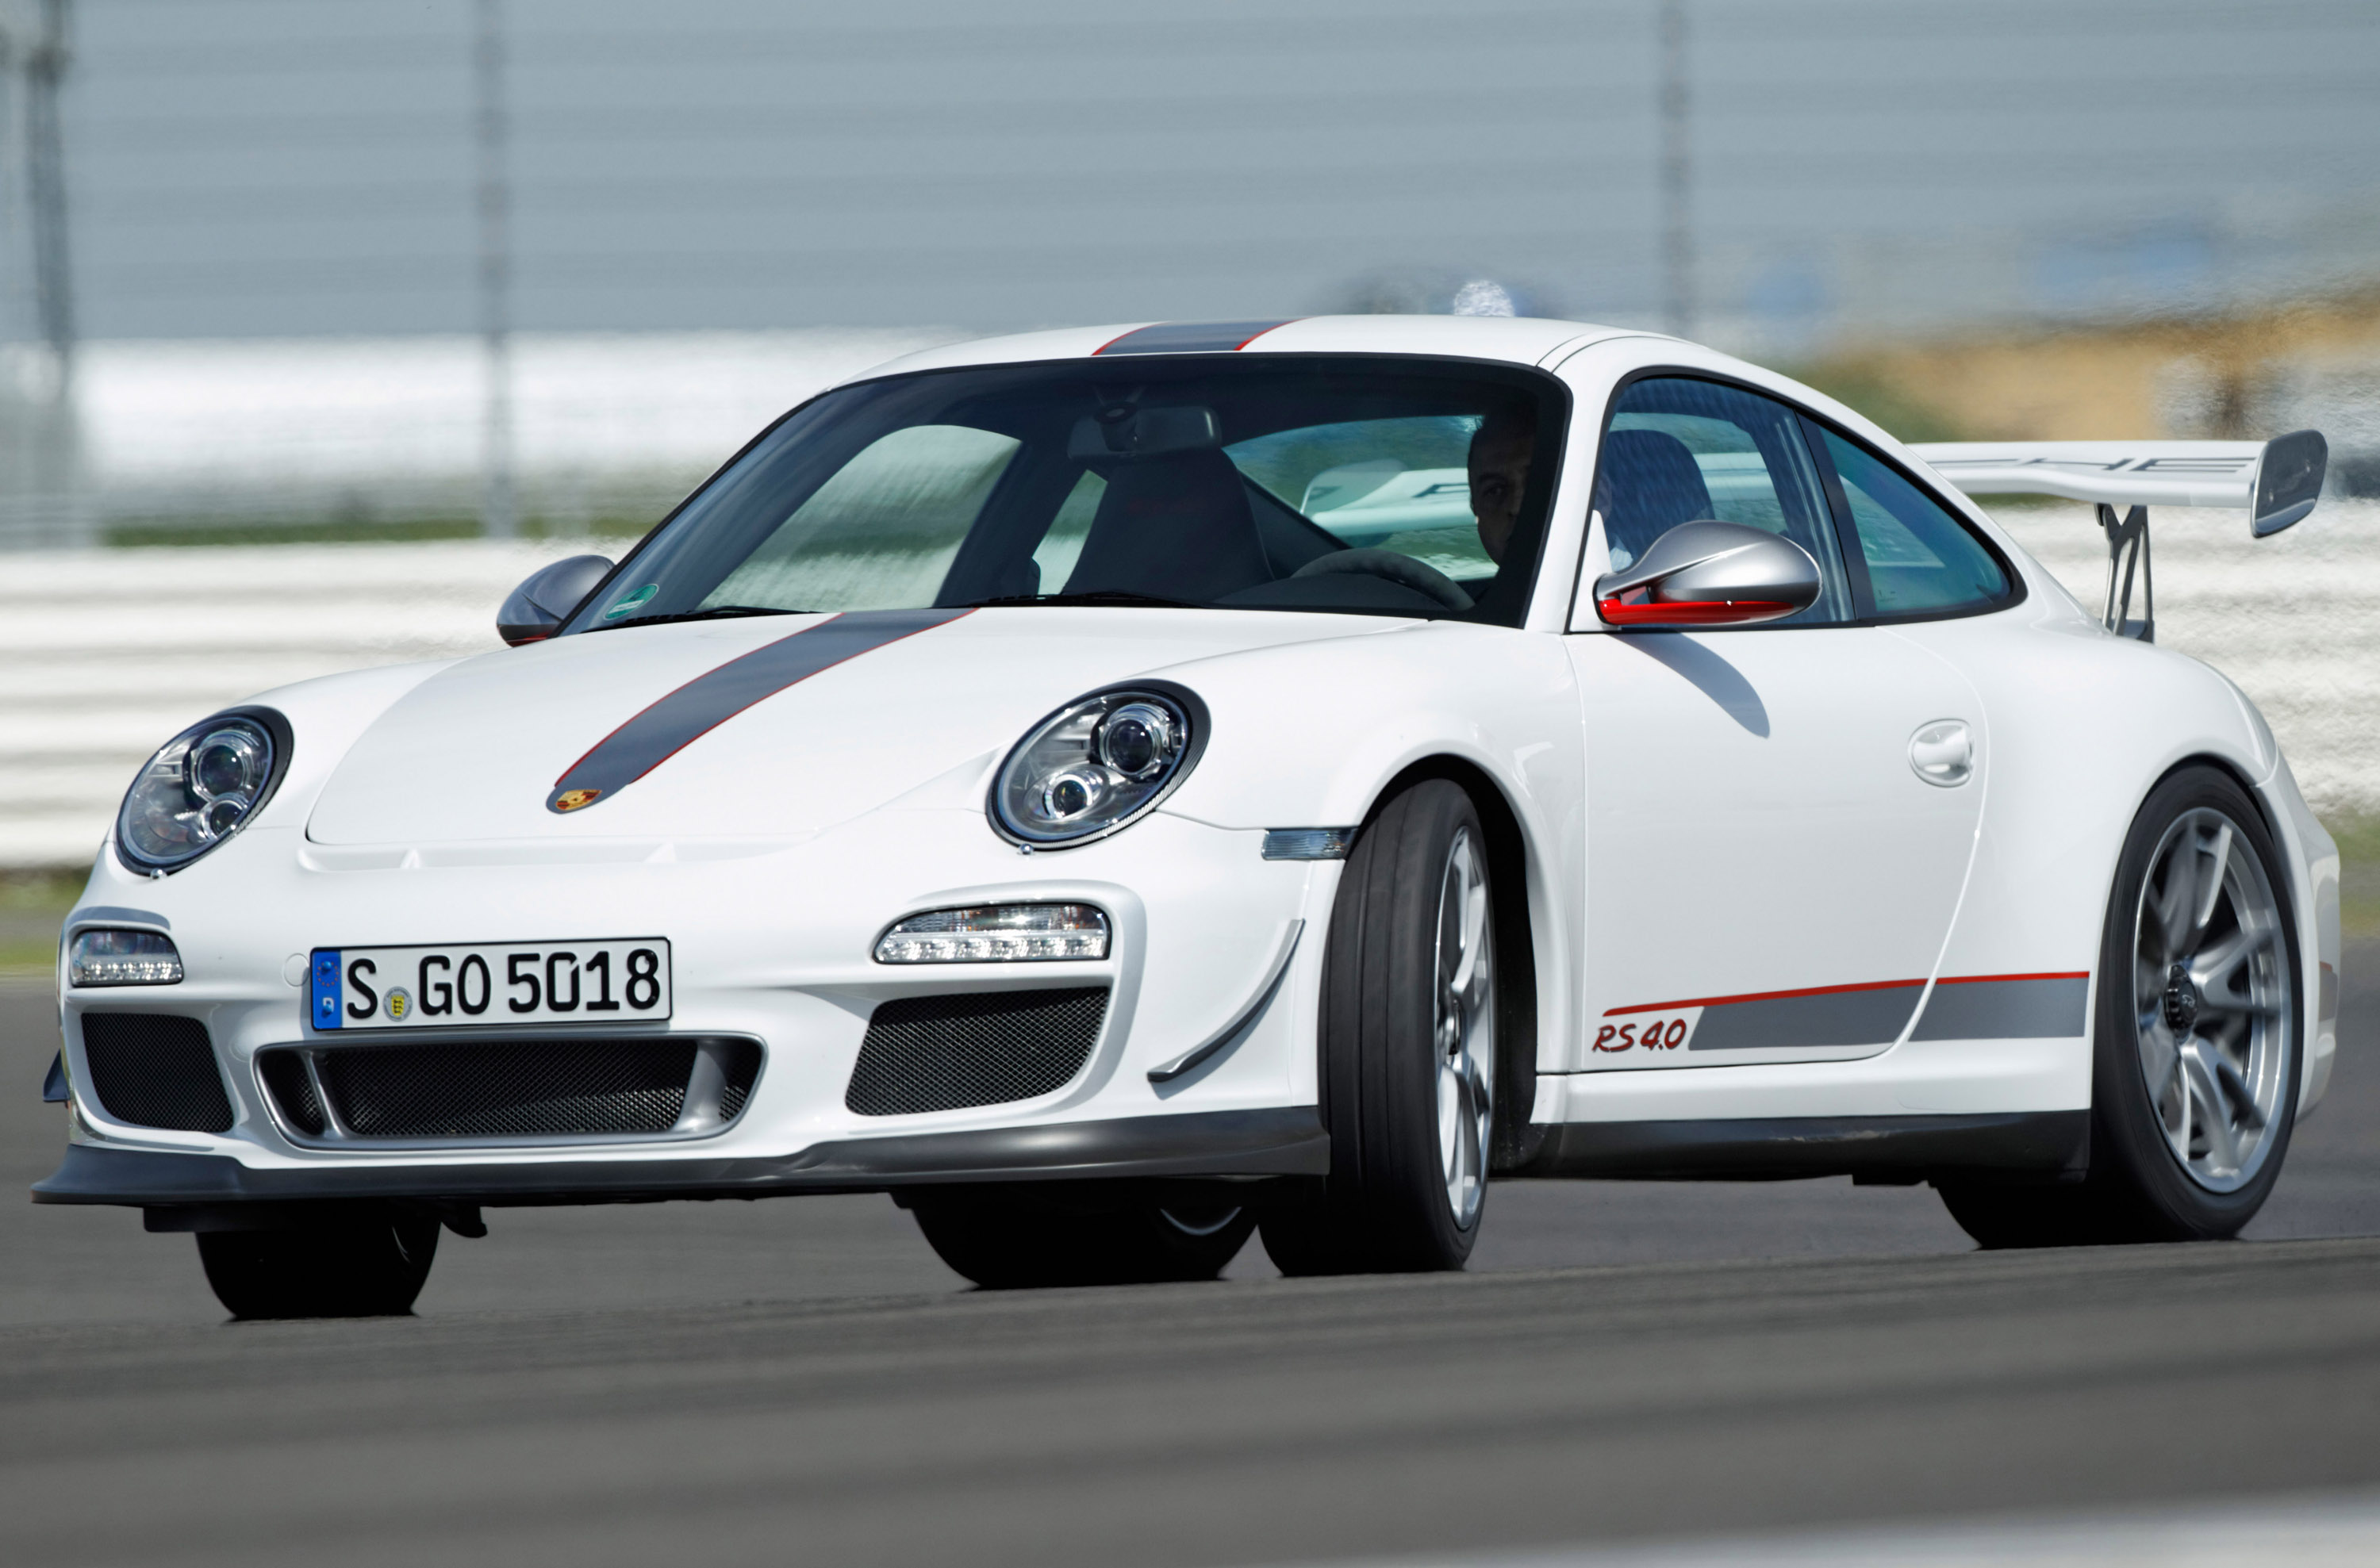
[
  {"left": 1261, "top": 779, "right": 1499, "bottom": 1275},
  {"left": 906, "top": 1190, "right": 1255, "bottom": 1288},
  {"left": 196, "top": 1213, "right": 440, "bottom": 1319},
  {"left": 1940, "top": 765, "right": 2300, "bottom": 1248}
]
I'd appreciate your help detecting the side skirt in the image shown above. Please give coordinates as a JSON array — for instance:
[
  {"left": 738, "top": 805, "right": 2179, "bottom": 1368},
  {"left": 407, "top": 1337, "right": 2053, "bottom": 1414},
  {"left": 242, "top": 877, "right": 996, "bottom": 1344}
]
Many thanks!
[{"left": 1521, "top": 1110, "right": 2090, "bottom": 1184}]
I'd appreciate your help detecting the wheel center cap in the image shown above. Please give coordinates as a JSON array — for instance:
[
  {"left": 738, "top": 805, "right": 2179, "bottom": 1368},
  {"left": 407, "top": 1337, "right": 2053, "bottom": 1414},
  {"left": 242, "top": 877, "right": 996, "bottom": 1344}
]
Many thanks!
[{"left": 2162, "top": 962, "right": 2200, "bottom": 1032}]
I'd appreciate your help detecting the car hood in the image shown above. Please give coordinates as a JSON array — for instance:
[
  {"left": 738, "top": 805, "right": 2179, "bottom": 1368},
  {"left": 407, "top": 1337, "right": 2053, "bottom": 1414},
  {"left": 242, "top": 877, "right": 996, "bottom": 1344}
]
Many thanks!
[{"left": 305, "top": 608, "right": 1389, "bottom": 846}]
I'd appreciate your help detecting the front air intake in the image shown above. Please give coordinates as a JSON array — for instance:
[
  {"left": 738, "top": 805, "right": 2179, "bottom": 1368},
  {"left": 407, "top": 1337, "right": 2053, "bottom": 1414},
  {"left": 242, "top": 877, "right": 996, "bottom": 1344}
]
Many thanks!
[
  {"left": 79, "top": 1013, "right": 236, "bottom": 1133},
  {"left": 846, "top": 987, "right": 1107, "bottom": 1116},
  {"left": 255, "top": 1036, "right": 762, "bottom": 1144}
]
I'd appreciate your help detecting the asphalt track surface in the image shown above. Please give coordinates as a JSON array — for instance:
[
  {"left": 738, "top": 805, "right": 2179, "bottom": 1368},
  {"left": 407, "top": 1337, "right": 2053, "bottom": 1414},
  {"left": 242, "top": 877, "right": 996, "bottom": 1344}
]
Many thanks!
[{"left": 2, "top": 949, "right": 2375, "bottom": 1567}]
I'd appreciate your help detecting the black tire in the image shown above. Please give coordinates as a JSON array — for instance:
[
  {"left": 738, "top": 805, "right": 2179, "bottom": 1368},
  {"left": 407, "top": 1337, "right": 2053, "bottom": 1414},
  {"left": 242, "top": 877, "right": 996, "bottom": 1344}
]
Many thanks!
[
  {"left": 908, "top": 1190, "right": 1255, "bottom": 1289},
  {"left": 1940, "top": 765, "right": 2301, "bottom": 1248},
  {"left": 197, "top": 1214, "right": 440, "bottom": 1319},
  {"left": 1260, "top": 779, "right": 1499, "bottom": 1275}
]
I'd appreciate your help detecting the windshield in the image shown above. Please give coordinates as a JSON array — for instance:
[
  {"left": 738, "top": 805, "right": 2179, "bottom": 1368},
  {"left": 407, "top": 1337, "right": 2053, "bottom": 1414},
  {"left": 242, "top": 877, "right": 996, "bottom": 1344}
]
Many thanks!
[{"left": 563, "top": 356, "right": 1567, "bottom": 633}]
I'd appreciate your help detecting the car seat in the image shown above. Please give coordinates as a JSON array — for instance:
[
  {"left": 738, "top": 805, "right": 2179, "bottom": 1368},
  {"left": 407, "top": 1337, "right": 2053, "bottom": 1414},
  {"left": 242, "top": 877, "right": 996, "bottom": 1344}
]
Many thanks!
[
  {"left": 1593, "top": 429, "right": 1714, "bottom": 569},
  {"left": 1063, "top": 450, "right": 1274, "bottom": 602}
]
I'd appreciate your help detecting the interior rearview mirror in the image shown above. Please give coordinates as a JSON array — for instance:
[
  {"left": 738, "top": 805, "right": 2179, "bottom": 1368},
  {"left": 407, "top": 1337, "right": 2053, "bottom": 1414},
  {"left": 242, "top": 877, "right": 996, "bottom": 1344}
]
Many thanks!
[
  {"left": 498, "top": 554, "right": 616, "bottom": 646},
  {"left": 1594, "top": 519, "right": 1821, "bottom": 628},
  {"left": 1066, "top": 404, "right": 1222, "bottom": 462}
]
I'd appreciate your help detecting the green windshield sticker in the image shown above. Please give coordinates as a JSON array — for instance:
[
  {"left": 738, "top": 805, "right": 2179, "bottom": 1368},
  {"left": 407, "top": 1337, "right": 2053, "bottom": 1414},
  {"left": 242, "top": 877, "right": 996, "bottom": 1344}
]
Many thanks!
[{"left": 603, "top": 583, "right": 660, "bottom": 620}]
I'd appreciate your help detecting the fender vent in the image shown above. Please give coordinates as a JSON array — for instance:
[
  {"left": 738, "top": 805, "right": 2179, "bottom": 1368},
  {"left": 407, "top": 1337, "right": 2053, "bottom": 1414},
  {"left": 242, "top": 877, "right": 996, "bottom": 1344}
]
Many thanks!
[
  {"left": 255, "top": 1037, "right": 762, "bottom": 1144},
  {"left": 79, "top": 1013, "right": 235, "bottom": 1133},
  {"left": 846, "top": 987, "right": 1107, "bottom": 1117}
]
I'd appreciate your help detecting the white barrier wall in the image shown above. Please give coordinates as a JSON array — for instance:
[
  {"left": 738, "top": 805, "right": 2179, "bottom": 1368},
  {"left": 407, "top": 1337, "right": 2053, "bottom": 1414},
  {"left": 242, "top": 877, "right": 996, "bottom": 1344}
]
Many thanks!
[
  {"left": 5, "top": 542, "right": 585, "bottom": 867},
  {"left": 1996, "top": 500, "right": 2380, "bottom": 823},
  {"left": 4, "top": 501, "right": 2374, "bottom": 869}
]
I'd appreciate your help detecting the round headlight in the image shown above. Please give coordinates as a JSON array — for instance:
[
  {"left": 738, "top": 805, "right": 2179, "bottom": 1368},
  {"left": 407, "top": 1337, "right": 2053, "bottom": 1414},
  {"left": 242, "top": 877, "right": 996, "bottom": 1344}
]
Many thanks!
[
  {"left": 1096, "top": 702, "right": 1175, "bottom": 780},
  {"left": 117, "top": 709, "right": 290, "bottom": 872},
  {"left": 991, "top": 683, "right": 1207, "bottom": 847}
]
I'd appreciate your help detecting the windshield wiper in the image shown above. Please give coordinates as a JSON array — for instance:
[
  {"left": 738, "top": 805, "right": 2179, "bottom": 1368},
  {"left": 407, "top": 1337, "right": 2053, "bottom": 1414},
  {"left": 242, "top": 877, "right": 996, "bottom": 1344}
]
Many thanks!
[
  {"left": 589, "top": 605, "right": 809, "bottom": 631},
  {"left": 967, "top": 591, "right": 1190, "bottom": 609}
]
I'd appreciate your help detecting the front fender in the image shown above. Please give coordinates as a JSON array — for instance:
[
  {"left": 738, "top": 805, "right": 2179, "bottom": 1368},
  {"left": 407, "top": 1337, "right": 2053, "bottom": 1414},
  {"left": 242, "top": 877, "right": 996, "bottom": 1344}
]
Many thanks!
[
  {"left": 1156, "top": 622, "right": 1580, "bottom": 832},
  {"left": 1154, "top": 620, "right": 1585, "bottom": 1074}
]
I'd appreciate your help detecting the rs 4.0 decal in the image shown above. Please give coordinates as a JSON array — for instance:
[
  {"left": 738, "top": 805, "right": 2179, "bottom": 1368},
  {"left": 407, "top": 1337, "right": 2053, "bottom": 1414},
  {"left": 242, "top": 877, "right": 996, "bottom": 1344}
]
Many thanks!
[{"left": 1593, "top": 1009, "right": 1702, "bottom": 1052}]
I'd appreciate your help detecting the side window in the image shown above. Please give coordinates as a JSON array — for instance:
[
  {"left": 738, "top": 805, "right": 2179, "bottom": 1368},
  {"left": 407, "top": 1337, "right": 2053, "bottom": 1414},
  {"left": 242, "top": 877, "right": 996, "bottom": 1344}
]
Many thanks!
[
  {"left": 1594, "top": 378, "right": 1854, "bottom": 626},
  {"left": 1818, "top": 429, "right": 2010, "bottom": 616}
]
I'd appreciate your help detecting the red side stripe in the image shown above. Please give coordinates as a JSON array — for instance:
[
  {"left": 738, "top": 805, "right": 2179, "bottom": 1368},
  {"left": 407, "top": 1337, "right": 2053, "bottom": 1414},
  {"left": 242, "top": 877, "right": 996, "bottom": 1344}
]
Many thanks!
[
  {"left": 1604, "top": 977, "right": 1923, "bottom": 1017},
  {"left": 1929, "top": 971, "right": 2091, "bottom": 987},
  {"left": 1603, "top": 970, "right": 2090, "bottom": 1018}
]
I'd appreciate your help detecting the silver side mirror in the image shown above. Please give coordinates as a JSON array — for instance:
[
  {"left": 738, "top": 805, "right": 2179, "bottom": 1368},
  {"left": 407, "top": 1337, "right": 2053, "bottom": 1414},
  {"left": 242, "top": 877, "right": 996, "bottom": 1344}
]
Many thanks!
[
  {"left": 497, "top": 554, "right": 615, "bottom": 646},
  {"left": 1594, "top": 519, "right": 1821, "bottom": 628}
]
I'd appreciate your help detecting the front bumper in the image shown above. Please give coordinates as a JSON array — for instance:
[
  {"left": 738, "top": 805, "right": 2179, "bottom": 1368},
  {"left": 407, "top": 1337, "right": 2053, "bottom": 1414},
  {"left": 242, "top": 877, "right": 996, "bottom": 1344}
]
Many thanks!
[{"left": 48, "top": 803, "right": 1339, "bottom": 1205}]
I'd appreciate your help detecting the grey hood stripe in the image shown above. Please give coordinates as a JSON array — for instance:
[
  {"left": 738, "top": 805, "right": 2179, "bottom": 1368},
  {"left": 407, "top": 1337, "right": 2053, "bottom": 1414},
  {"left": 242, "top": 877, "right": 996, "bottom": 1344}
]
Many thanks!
[
  {"left": 547, "top": 608, "right": 970, "bottom": 813},
  {"left": 1094, "top": 320, "right": 1296, "bottom": 355}
]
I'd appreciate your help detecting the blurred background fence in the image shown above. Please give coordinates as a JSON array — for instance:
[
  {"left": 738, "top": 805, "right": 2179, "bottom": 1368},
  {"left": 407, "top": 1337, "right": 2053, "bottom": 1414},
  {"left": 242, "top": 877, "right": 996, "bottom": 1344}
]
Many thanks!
[{"left": 1, "top": 0, "right": 2378, "bottom": 872}]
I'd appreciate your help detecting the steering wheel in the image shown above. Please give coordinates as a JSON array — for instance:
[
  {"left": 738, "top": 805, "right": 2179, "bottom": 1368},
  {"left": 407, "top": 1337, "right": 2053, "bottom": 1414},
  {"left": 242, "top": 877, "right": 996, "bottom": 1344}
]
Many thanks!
[{"left": 1291, "top": 549, "right": 1475, "bottom": 611}]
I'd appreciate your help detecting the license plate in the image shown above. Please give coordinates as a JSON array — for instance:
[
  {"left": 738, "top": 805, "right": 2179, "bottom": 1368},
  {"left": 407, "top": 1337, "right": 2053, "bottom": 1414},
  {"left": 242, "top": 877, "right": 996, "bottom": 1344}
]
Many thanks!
[{"left": 309, "top": 940, "right": 671, "bottom": 1030}]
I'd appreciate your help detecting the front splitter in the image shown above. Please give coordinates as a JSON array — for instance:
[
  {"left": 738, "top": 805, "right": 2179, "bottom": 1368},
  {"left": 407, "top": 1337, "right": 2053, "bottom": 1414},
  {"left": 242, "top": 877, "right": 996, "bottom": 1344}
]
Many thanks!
[{"left": 33, "top": 1107, "right": 1330, "bottom": 1209}]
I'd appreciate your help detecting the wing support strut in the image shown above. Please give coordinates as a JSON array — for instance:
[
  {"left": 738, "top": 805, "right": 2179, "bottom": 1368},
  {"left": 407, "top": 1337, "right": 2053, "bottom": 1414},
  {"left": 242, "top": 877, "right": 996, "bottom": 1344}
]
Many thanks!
[{"left": 2099, "top": 503, "right": 2152, "bottom": 642}]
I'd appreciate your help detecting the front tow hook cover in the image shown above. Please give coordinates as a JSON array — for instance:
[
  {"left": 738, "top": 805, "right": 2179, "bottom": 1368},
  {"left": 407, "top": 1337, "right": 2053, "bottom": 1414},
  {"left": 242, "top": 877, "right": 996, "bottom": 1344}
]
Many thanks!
[{"left": 1910, "top": 719, "right": 1974, "bottom": 787}]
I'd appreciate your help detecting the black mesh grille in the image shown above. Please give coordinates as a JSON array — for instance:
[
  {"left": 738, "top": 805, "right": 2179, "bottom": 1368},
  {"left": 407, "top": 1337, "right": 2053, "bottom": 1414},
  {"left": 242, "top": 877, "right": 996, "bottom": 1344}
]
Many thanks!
[
  {"left": 324, "top": 1038, "right": 693, "bottom": 1137},
  {"left": 846, "top": 987, "right": 1107, "bottom": 1117},
  {"left": 254, "top": 1037, "right": 727, "bottom": 1140},
  {"left": 717, "top": 1039, "right": 762, "bottom": 1121},
  {"left": 255, "top": 1052, "right": 324, "bottom": 1135},
  {"left": 80, "top": 1013, "right": 235, "bottom": 1133}
]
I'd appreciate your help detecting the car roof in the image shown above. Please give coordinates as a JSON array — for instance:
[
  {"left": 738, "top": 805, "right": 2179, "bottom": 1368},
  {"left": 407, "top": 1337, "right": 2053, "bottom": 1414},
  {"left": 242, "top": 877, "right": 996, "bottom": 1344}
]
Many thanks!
[{"left": 839, "top": 314, "right": 1643, "bottom": 386}]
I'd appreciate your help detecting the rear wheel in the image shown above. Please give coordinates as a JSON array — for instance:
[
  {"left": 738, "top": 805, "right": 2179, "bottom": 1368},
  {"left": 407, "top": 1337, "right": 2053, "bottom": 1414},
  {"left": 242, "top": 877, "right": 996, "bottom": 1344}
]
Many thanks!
[
  {"left": 907, "top": 1191, "right": 1255, "bottom": 1289},
  {"left": 1940, "top": 766, "right": 2299, "bottom": 1248},
  {"left": 196, "top": 1213, "right": 440, "bottom": 1319},
  {"left": 1261, "top": 779, "right": 1497, "bottom": 1275}
]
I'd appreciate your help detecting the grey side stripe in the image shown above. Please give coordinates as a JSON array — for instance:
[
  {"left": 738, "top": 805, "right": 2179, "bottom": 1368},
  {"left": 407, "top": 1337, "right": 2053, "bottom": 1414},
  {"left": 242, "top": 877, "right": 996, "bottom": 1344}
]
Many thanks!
[
  {"left": 547, "top": 608, "right": 969, "bottom": 814},
  {"left": 1688, "top": 983, "right": 1923, "bottom": 1051},
  {"left": 1910, "top": 976, "right": 2090, "bottom": 1041},
  {"left": 1094, "top": 320, "right": 1295, "bottom": 355}
]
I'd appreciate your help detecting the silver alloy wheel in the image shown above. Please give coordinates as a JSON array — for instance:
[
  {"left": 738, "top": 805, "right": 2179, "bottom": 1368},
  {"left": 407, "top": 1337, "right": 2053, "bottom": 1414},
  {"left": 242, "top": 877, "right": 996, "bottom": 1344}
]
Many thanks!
[
  {"left": 2132, "top": 807, "right": 2294, "bottom": 1193},
  {"left": 1434, "top": 826, "right": 1495, "bottom": 1229}
]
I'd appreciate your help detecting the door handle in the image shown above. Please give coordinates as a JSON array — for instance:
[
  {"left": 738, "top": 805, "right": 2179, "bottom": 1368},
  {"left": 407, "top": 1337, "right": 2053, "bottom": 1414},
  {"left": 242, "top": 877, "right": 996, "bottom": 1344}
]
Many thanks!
[{"left": 1909, "top": 719, "right": 1974, "bottom": 787}]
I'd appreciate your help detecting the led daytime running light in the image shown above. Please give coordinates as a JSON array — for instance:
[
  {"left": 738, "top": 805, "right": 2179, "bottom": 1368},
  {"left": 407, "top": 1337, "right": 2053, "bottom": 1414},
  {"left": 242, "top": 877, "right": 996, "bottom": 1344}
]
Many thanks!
[
  {"left": 874, "top": 904, "right": 1111, "bottom": 964},
  {"left": 69, "top": 929, "right": 184, "bottom": 987}
]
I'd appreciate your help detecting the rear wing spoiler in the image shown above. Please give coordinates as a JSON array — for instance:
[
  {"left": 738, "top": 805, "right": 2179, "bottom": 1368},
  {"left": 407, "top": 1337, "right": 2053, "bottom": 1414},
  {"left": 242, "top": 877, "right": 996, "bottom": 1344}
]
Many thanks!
[
  {"left": 1908, "top": 430, "right": 2327, "bottom": 539},
  {"left": 1905, "top": 430, "right": 2327, "bottom": 643}
]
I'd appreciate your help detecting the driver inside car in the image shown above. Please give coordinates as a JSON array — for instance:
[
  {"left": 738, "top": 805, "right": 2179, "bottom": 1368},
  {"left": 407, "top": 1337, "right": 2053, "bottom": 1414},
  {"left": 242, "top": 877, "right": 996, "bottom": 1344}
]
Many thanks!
[{"left": 1468, "top": 405, "right": 1534, "bottom": 565}]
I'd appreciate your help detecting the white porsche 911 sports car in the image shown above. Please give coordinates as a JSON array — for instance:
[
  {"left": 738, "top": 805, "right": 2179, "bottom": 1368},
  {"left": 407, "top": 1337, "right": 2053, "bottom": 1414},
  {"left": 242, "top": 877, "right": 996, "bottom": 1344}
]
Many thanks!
[{"left": 38, "top": 315, "right": 2338, "bottom": 1316}]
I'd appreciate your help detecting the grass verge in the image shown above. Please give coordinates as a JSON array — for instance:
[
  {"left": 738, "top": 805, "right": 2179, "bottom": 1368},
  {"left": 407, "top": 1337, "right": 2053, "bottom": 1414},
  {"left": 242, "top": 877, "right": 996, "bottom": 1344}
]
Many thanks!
[
  {"left": 0, "top": 869, "right": 82, "bottom": 979},
  {"left": 2327, "top": 815, "right": 2380, "bottom": 942}
]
